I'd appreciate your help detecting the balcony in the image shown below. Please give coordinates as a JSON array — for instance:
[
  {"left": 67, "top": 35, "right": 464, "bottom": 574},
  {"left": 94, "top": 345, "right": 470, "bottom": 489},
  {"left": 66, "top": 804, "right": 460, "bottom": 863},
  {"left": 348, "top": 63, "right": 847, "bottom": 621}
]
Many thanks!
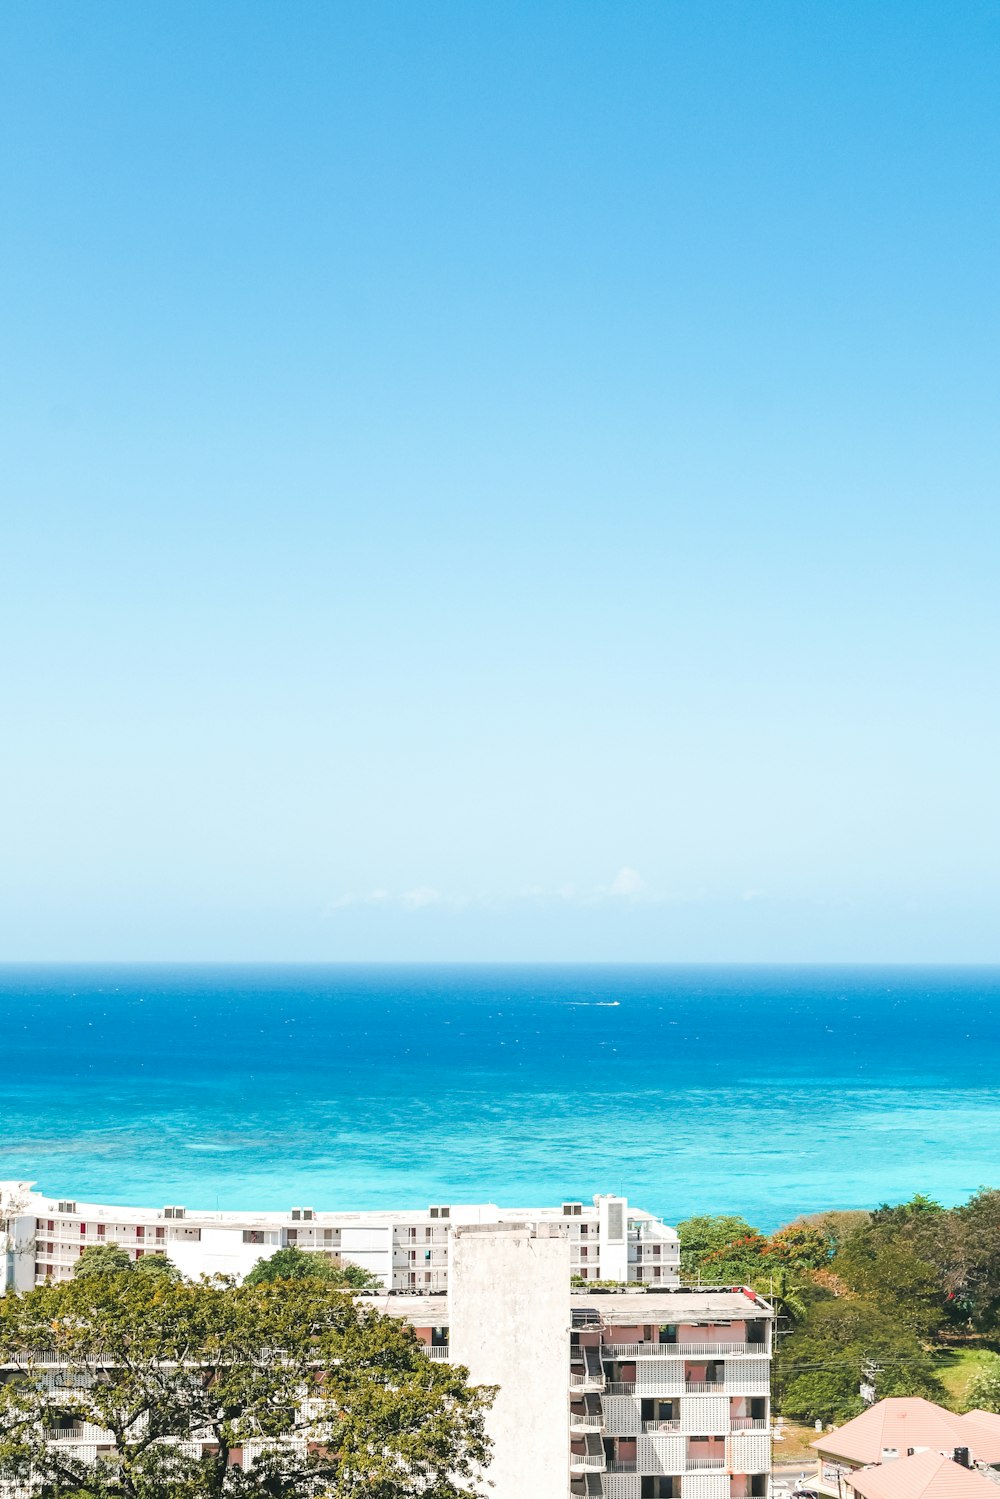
[
  {"left": 686, "top": 1458, "right": 727, "bottom": 1470},
  {"left": 606, "top": 1382, "right": 635, "bottom": 1395},
  {"left": 643, "top": 1420, "right": 681, "bottom": 1433},
  {"left": 424, "top": 1346, "right": 450, "bottom": 1360},
  {"left": 571, "top": 1372, "right": 607, "bottom": 1392},
  {"left": 571, "top": 1413, "right": 606, "bottom": 1434},
  {"left": 604, "top": 1342, "right": 766, "bottom": 1359},
  {"left": 684, "top": 1382, "right": 726, "bottom": 1394},
  {"left": 571, "top": 1454, "right": 608, "bottom": 1473},
  {"left": 730, "top": 1419, "right": 769, "bottom": 1432}
]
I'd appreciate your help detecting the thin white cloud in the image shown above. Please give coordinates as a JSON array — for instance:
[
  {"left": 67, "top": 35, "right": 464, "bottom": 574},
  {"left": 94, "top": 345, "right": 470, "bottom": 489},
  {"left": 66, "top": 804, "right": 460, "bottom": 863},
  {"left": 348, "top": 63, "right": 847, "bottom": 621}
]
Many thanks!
[
  {"left": 401, "top": 886, "right": 444, "bottom": 910},
  {"left": 328, "top": 870, "right": 682, "bottom": 914}
]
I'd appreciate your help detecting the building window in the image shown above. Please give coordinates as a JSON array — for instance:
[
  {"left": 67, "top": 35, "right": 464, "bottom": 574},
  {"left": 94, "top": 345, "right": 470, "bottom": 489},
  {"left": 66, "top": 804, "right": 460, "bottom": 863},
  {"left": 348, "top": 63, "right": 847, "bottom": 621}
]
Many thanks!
[
  {"left": 155, "top": 1228, "right": 164, "bottom": 1240},
  {"left": 243, "top": 1231, "right": 265, "bottom": 1245},
  {"left": 97, "top": 1225, "right": 105, "bottom": 1238},
  {"left": 136, "top": 1226, "right": 144, "bottom": 1240}
]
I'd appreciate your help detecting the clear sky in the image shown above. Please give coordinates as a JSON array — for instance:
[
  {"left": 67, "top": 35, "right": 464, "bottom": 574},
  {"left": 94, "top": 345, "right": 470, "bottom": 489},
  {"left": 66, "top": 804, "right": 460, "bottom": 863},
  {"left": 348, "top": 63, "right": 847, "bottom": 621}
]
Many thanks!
[{"left": 2, "top": 2, "right": 998, "bottom": 962}]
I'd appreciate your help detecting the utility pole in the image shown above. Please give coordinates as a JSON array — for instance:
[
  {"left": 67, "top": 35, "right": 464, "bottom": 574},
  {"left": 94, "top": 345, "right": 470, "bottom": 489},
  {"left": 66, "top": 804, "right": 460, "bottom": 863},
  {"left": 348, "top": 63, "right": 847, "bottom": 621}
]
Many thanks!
[{"left": 860, "top": 1358, "right": 882, "bottom": 1407}]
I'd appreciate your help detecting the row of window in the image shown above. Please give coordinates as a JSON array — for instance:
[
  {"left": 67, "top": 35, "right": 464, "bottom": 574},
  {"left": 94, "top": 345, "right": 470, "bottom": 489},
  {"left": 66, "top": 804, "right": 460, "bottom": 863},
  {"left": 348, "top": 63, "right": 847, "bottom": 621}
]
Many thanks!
[{"left": 35, "top": 1219, "right": 166, "bottom": 1240}]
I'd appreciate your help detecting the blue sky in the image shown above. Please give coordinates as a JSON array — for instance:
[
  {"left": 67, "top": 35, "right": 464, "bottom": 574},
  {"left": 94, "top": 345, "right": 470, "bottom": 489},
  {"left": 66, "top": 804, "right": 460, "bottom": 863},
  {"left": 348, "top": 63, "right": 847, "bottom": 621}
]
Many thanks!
[{"left": 2, "top": 2, "right": 998, "bottom": 960}]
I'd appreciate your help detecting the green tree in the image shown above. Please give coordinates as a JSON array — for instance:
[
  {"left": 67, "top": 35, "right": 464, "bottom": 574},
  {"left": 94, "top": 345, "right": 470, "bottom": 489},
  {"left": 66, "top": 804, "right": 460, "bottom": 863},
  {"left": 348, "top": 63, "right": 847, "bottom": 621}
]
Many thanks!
[
  {"left": 676, "top": 1216, "right": 757, "bottom": 1277},
  {"left": 759, "top": 1266, "right": 808, "bottom": 1324},
  {"left": 766, "top": 1225, "right": 830, "bottom": 1270},
  {"left": 73, "top": 1244, "right": 135, "bottom": 1278},
  {"left": 953, "top": 1190, "right": 1000, "bottom": 1330},
  {"left": 243, "top": 1245, "right": 381, "bottom": 1290},
  {"left": 964, "top": 1354, "right": 1000, "bottom": 1414},
  {"left": 834, "top": 1214, "right": 944, "bottom": 1339},
  {"left": 777, "top": 1296, "right": 944, "bottom": 1425},
  {"left": 0, "top": 1271, "right": 493, "bottom": 1498}
]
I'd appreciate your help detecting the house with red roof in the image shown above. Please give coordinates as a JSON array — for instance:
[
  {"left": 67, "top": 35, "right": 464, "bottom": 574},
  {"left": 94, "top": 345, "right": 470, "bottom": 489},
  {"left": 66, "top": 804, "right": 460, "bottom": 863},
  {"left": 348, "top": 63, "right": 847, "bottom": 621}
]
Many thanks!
[{"left": 812, "top": 1399, "right": 1000, "bottom": 1499}]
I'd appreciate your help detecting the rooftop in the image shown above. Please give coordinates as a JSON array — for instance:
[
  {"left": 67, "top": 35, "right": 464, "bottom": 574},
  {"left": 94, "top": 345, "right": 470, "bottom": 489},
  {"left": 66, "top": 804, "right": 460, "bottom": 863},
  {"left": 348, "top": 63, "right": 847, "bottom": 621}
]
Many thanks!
[
  {"left": 569, "top": 1289, "right": 773, "bottom": 1321},
  {"left": 364, "top": 1287, "right": 772, "bottom": 1324},
  {"left": 815, "top": 1401, "right": 1000, "bottom": 1467},
  {"left": 846, "top": 1451, "right": 1000, "bottom": 1499},
  {"left": 0, "top": 1182, "right": 674, "bottom": 1234}
]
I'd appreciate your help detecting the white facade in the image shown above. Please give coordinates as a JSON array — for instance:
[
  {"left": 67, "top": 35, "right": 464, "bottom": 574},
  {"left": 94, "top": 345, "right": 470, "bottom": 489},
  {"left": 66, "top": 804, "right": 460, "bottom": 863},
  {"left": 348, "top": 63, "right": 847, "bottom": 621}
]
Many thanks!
[
  {"left": 449, "top": 1224, "right": 571, "bottom": 1499},
  {"left": 0, "top": 1181, "right": 680, "bottom": 1292},
  {"left": 0, "top": 1203, "right": 772, "bottom": 1499}
]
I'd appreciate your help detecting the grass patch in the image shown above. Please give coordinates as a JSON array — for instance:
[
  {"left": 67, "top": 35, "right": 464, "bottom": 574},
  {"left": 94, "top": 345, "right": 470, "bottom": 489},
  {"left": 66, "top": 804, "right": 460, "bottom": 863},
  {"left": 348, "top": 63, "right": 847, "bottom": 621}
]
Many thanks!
[
  {"left": 932, "top": 1344, "right": 1000, "bottom": 1409},
  {"left": 773, "top": 1418, "right": 821, "bottom": 1463}
]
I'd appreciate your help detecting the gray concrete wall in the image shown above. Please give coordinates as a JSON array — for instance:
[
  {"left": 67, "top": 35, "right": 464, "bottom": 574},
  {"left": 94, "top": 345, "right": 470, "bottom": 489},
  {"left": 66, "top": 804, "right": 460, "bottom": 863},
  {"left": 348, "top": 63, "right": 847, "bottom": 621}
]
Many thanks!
[{"left": 449, "top": 1224, "right": 570, "bottom": 1499}]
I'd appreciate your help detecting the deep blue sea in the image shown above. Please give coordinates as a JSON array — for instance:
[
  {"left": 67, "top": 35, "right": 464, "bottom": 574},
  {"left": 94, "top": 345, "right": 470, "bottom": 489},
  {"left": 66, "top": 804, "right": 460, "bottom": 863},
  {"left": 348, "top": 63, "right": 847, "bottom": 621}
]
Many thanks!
[{"left": 2, "top": 964, "right": 998, "bottom": 1230}]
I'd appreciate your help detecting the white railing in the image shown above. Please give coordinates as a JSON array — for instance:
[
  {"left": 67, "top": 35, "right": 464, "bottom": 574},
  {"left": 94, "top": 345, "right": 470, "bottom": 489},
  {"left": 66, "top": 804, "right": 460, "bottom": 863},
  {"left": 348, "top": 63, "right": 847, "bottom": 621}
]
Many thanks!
[
  {"left": 424, "top": 1345, "right": 450, "bottom": 1359},
  {"left": 730, "top": 1419, "right": 768, "bottom": 1431},
  {"left": 570, "top": 1372, "right": 606, "bottom": 1390},
  {"left": 644, "top": 1420, "right": 682, "bottom": 1432},
  {"left": 683, "top": 1382, "right": 727, "bottom": 1394},
  {"left": 604, "top": 1342, "right": 760, "bottom": 1358},
  {"left": 606, "top": 1461, "right": 638, "bottom": 1474},
  {"left": 606, "top": 1382, "right": 635, "bottom": 1395},
  {"left": 570, "top": 1455, "right": 607, "bottom": 1471},
  {"left": 571, "top": 1414, "right": 605, "bottom": 1432},
  {"left": 686, "top": 1457, "right": 727, "bottom": 1469}
]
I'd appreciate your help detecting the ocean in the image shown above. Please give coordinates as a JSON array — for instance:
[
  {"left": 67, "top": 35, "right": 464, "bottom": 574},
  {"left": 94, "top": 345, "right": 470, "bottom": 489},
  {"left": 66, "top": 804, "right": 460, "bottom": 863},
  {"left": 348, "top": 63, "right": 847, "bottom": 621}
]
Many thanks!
[{"left": 2, "top": 963, "right": 998, "bottom": 1230}]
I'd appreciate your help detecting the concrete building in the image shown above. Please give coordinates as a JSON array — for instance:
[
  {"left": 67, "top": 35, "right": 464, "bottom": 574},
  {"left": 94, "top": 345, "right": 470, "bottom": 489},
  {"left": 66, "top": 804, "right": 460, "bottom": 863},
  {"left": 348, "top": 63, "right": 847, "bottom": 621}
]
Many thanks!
[
  {"left": 0, "top": 1212, "right": 771, "bottom": 1499},
  {"left": 0, "top": 1180, "right": 680, "bottom": 1292},
  {"left": 372, "top": 1228, "right": 775, "bottom": 1499}
]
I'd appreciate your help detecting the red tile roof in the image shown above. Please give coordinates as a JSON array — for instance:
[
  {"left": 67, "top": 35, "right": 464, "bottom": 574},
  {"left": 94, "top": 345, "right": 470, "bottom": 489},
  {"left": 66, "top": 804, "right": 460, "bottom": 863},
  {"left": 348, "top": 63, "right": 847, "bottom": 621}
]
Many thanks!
[
  {"left": 814, "top": 1400, "right": 1000, "bottom": 1467},
  {"left": 846, "top": 1450, "right": 999, "bottom": 1499}
]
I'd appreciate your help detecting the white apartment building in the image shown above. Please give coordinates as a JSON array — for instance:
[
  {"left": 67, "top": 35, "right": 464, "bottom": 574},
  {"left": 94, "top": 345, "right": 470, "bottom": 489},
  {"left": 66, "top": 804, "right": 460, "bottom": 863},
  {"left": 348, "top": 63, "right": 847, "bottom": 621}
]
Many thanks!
[
  {"left": 0, "top": 1218, "right": 772, "bottom": 1499},
  {"left": 0, "top": 1181, "right": 680, "bottom": 1293},
  {"left": 388, "top": 1224, "right": 774, "bottom": 1499}
]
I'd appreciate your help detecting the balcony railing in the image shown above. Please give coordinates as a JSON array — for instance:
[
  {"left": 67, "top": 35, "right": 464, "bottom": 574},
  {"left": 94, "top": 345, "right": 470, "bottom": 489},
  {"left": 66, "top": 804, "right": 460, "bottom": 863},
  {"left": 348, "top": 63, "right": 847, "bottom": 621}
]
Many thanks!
[
  {"left": 730, "top": 1419, "right": 769, "bottom": 1432},
  {"left": 643, "top": 1420, "right": 682, "bottom": 1432},
  {"left": 424, "top": 1346, "right": 450, "bottom": 1360},
  {"left": 687, "top": 1457, "right": 727, "bottom": 1469},
  {"left": 683, "top": 1382, "right": 727, "bottom": 1394},
  {"left": 570, "top": 1372, "right": 606, "bottom": 1391},
  {"left": 604, "top": 1342, "right": 766, "bottom": 1359},
  {"left": 570, "top": 1455, "right": 607, "bottom": 1472},
  {"left": 571, "top": 1414, "right": 606, "bottom": 1432},
  {"left": 605, "top": 1382, "right": 635, "bottom": 1395}
]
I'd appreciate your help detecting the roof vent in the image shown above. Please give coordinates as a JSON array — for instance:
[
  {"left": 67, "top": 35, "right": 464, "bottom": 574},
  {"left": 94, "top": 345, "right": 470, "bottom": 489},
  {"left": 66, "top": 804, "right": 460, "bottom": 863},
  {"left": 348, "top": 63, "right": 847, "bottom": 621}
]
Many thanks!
[
  {"left": 954, "top": 1449, "right": 971, "bottom": 1469},
  {"left": 57, "top": 1201, "right": 77, "bottom": 1215},
  {"left": 163, "top": 1206, "right": 186, "bottom": 1220},
  {"left": 562, "top": 1203, "right": 583, "bottom": 1216},
  {"left": 428, "top": 1206, "right": 450, "bottom": 1220},
  {"left": 291, "top": 1208, "right": 316, "bottom": 1222}
]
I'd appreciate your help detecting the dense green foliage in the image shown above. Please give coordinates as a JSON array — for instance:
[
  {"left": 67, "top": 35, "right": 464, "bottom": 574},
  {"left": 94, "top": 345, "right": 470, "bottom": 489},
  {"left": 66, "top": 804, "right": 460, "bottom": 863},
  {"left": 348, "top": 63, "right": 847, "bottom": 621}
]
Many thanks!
[
  {"left": 243, "top": 1246, "right": 381, "bottom": 1291},
  {"left": 677, "top": 1189, "right": 1000, "bottom": 1427},
  {"left": 964, "top": 1352, "right": 1000, "bottom": 1413},
  {"left": 0, "top": 1266, "right": 493, "bottom": 1498}
]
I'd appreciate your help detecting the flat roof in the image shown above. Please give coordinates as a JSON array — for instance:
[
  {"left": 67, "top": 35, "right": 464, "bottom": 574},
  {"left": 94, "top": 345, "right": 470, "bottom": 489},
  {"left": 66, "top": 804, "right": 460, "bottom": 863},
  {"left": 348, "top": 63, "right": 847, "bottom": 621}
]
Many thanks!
[
  {"left": 570, "top": 1290, "right": 773, "bottom": 1321},
  {"left": 362, "top": 1288, "right": 771, "bottom": 1325}
]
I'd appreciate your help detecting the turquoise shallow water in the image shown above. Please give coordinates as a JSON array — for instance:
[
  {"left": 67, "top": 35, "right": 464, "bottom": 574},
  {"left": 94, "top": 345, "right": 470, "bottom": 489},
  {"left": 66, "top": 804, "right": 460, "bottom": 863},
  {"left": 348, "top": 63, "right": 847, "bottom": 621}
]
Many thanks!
[{"left": 2, "top": 964, "right": 998, "bottom": 1229}]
